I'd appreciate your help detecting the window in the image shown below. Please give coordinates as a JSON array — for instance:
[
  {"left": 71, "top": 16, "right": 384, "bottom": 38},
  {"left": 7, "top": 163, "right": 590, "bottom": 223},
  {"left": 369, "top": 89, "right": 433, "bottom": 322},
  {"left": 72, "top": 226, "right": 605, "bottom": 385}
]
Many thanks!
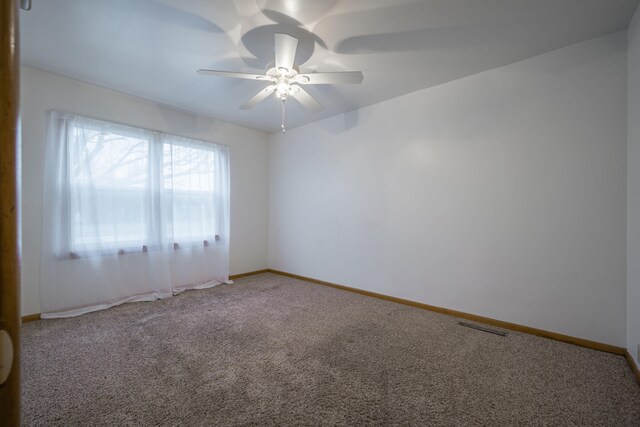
[
  {"left": 67, "top": 124, "right": 151, "bottom": 252},
  {"left": 40, "top": 111, "right": 231, "bottom": 316},
  {"left": 50, "top": 112, "right": 229, "bottom": 256},
  {"left": 163, "top": 140, "right": 220, "bottom": 243}
]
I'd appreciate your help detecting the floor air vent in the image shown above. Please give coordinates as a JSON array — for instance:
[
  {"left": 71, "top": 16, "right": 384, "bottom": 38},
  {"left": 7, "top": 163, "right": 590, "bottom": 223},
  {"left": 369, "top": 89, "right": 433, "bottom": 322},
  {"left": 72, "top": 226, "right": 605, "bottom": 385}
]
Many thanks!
[{"left": 458, "top": 322, "right": 507, "bottom": 336}]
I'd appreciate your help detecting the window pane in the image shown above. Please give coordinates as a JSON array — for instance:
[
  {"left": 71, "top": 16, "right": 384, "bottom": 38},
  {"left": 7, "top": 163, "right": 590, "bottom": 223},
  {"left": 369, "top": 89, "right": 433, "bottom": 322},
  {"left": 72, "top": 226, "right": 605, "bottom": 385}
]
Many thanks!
[
  {"left": 69, "top": 126, "right": 149, "bottom": 250},
  {"left": 163, "top": 143, "right": 217, "bottom": 241}
]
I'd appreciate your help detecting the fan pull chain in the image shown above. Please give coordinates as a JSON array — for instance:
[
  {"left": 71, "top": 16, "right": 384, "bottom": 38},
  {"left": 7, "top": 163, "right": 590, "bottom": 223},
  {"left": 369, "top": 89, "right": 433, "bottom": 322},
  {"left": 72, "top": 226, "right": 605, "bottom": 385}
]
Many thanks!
[{"left": 281, "top": 99, "right": 286, "bottom": 133}]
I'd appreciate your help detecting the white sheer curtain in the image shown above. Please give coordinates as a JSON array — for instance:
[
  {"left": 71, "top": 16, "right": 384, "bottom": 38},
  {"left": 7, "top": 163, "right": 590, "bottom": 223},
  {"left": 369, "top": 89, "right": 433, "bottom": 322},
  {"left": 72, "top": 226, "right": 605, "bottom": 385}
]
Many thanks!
[{"left": 40, "top": 111, "right": 230, "bottom": 317}]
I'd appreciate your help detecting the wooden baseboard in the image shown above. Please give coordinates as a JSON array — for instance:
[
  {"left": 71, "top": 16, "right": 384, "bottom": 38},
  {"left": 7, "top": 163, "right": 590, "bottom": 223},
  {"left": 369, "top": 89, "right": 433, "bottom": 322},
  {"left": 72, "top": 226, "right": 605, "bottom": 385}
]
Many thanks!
[
  {"left": 267, "top": 269, "right": 627, "bottom": 356},
  {"left": 21, "top": 313, "right": 41, "bottom": 323},
  {"left": 229, "top": 269, "right": 270, "bottom": 280},
  {"left": 625, "top": 351, "right": 640, "bottom": 384}
]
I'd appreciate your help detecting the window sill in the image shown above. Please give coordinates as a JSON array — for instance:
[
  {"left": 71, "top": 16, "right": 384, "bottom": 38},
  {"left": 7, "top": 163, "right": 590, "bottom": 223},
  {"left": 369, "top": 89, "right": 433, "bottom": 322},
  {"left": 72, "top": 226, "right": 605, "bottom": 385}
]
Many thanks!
[{"left": 59, "top": 235, "right": 221, "bottom": 260}]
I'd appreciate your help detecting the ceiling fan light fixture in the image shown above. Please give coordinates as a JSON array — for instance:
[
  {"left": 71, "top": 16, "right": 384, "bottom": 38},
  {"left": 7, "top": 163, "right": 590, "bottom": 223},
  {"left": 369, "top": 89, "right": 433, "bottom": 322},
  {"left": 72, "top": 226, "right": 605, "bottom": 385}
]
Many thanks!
[{"left": 275, "top": 81, "right": 292, "bottom": 100}]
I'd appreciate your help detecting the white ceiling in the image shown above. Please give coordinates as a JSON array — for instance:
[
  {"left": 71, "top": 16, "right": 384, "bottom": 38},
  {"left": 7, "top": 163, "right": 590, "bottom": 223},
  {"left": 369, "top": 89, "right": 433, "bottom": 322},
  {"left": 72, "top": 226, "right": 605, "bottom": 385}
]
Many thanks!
[{"left": 20, "top": 0, "right": 640, "bottom": 133}]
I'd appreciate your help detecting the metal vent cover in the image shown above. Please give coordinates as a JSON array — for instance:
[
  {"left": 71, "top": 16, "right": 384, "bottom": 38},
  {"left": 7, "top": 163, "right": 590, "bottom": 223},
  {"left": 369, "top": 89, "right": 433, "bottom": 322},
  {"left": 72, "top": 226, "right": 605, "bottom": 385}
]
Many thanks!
[{"left": 458, "top": 322, "right": 507, "bottom": 336}]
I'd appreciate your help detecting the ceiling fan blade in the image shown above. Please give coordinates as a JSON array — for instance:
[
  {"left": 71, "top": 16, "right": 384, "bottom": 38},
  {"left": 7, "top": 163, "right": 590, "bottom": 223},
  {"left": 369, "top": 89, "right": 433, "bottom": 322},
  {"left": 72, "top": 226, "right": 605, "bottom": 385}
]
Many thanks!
[
  {"left": 240, "top": 86, "right": 276, "bottom": 110},
  {"left": 295, "top": 71, "right": 364, "bottom": 85},
  {"left": 197, "top": 69, "right": 274, "bottom": 81},
  {"left": 290, "top": 86, "right": 323, "bottom": 112},
  {"left": 274, "top": 33, "right": 298, "bottom": 71}
]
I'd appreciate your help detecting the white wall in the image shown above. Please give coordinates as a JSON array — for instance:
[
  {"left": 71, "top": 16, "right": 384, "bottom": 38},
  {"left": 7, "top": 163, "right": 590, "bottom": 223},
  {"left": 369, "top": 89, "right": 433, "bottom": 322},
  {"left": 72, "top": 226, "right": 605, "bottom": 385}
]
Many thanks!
[
  {"left": 20, "top": 66, "right": 269, "bottom": 316},
  {"left": 269, "top": 32, "right": 628, "bottom": 347},
  {"left": 628, "top": 5, "right": 640, "bottom": 366}
]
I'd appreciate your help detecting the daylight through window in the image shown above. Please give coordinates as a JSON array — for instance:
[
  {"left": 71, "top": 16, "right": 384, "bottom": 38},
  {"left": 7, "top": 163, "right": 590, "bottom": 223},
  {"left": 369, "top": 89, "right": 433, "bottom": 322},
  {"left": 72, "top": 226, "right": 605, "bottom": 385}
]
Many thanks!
[{"left": 51, "top": 112, "right": 229, "bottom": 256}]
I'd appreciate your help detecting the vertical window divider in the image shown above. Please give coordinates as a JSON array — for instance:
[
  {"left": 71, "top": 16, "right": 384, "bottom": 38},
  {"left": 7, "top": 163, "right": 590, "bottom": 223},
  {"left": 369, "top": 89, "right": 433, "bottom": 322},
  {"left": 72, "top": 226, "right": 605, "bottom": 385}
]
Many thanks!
[
  {"left": 148, "top": 131, "right": 164, "bottom": 251},
  {"left": 59, "top": 117, "right": 73, "bottom": 253}
]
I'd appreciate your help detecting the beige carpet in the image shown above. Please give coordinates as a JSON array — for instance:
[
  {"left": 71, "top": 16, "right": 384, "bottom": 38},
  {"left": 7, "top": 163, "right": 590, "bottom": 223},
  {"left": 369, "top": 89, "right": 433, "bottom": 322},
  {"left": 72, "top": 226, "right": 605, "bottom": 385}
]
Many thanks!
[{"left": 22, "top": 273, "right": 640, "bottom": 426}]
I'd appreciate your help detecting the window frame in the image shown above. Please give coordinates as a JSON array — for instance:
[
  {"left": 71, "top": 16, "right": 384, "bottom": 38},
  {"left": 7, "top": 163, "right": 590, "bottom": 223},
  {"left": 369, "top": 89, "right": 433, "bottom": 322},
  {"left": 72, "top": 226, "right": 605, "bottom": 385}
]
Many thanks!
[{"left": 55, "top": 113, "right": 227, "bottom": 259}]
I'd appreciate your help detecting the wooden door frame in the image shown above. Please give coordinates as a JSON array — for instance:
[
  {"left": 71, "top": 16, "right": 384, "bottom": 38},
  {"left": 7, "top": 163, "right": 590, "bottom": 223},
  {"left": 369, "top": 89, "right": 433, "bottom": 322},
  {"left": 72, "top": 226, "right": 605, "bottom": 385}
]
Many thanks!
[{"left": 0, "top": 0, "right": 21, "bottom": 425}]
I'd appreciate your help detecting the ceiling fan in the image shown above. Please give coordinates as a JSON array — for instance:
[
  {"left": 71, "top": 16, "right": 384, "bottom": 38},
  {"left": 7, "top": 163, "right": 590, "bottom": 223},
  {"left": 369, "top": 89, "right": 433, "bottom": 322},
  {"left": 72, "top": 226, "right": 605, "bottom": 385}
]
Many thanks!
[{"left": 198, "top": 33, "right": 364, "bottom": 132}]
